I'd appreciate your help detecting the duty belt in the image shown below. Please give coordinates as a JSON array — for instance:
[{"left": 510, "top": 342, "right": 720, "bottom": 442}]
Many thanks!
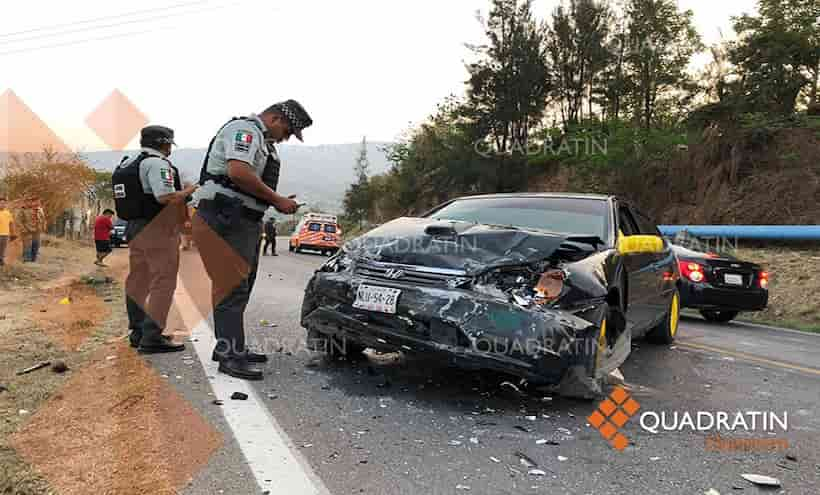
[{"left": 198, "top": 198, "right": 265, "bottom": 222}]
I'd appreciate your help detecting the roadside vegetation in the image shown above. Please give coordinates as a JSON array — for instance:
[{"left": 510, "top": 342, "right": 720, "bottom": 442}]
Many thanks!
[
  {"left": 733, "top": 245, "right": 820, "bottom": 333},
  {"left": 341, "top": 0, "right": 819, "bottom": 226}
]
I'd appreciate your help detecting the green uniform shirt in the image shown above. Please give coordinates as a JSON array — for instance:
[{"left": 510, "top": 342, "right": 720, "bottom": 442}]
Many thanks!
[{"left": 194, "top": 114, "right": 277, "bottom": 212}]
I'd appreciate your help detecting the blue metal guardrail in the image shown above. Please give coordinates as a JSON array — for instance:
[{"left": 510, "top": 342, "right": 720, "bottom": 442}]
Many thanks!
[{"left": 658, "top": 225, "right": 820, "bottom": 241}]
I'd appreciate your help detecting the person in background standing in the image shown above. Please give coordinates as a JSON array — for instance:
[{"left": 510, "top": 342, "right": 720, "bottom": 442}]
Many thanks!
[
  {"left": 18, "top": 198, "right": 45, "bottom": 262},
  {"left": 262, "top": 217, "right": 278, "bottom": 256},
  {"left": 0, "top": 197, "right": 16, "bottom": 267},
  {"left": 94, "top": 209, "right": 115, "bottom": 266}
]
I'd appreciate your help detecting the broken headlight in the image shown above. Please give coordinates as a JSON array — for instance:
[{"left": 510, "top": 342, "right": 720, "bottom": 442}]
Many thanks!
[
  {"left": 533, "top": 269, "right": 567, "bottom": 304},
  {"left": 475, "top": 266, "right": 568, "bottom": 308},
  {"left": 321, "top": 251, "right": 353, "bottom": 273}
]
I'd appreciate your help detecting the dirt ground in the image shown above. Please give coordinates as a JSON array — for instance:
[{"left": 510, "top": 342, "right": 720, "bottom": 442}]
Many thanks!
[
  {"left": 734, "top": 245, "right": 820, "bottom": 333},
  {"left": 0, "top": 237, "right": 220, "bottom": 495}
]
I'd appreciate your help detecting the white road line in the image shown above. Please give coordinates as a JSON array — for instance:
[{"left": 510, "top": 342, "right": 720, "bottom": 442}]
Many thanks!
[
  {"left": 189, "top": 321, "right": 331, "bottom": 495},
  {"left": 173, "top": 278, "right": 330, "bottom": 495}
]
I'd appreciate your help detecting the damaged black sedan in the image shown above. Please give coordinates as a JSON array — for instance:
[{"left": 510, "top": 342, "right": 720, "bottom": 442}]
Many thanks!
[{"left": 301, "top": 194, "right": 681, "bottom": 398}]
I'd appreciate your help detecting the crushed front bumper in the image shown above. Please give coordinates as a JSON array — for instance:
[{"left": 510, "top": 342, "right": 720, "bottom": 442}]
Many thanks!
[{"left": 301, "top": 272, "right": 604, "bottom": 385}]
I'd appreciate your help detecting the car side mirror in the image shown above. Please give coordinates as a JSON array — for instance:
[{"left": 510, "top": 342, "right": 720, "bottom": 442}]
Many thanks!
[{"left": 618, "top": 235, "right": 665, "bottom": 255}]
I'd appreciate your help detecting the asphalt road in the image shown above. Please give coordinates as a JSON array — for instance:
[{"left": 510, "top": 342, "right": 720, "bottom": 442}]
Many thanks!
[{"left": 164, "top": 243, "right": 820, "bottom": 495}]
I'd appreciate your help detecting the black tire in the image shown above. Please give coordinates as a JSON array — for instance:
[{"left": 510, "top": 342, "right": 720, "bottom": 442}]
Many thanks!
[
  {"left": 288, "top": 243, "right": 295, "bottom": 252},
  {"left": 648, "top": 289, "right": 681, "bottom": 345},
  {"left": 700, "top": 310, "right": 738, "bottom": 323}
]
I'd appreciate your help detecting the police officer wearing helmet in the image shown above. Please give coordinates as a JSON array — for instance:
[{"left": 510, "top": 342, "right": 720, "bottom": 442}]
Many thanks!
[
  {"left": 193, "top": 100, "right": 309, "bottom": 380},
  {"left": 121, "top": 125, "right": 198, "bottom": 353}
]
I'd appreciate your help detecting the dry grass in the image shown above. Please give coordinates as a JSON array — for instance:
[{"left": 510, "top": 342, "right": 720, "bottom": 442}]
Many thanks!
[
  {"left": 1, "top": 237, "right": 221, "bottom": 495},
  {"left": 0, "top": 238, "right": 128, "bottom": 494},
  {"left": 734, "top": 245, "right": 820, "bottom": 333}
]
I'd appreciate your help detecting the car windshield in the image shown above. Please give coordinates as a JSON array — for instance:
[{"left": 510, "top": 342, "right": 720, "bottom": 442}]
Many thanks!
[
  {"left": 428, "top": 196, "right": 609, "bottom": 239},
  {"left": 323, "top": 224, "right": 337, "bottom": 233},
  {"left": 308, "top": 223, "right": 322, "bottom": 232}
]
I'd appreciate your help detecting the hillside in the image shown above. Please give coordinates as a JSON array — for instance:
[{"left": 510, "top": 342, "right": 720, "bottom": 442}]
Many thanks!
[
  {"left": 528, "top": 120, "right": 820, "bottom": 225},
  {"left": 81, "top": 142, "right": 393, "bottom": 213}
]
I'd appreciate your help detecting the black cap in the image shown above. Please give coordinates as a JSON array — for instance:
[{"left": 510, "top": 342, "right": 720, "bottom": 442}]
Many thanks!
[
  {"left": 141, "top": 125, "right": 177, "bottom": 147},
  {"left": 271, "top": 100, "right": 312, "bottom": 141}
]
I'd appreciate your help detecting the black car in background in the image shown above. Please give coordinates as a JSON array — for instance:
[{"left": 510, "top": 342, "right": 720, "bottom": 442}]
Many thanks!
[
  {"left": 671, "top": 244, "right": 768, "bottom": 323},
  {"left": 301, "top": 193, "right": 681, "bottom": 398},
  {"left": 110, "top": 219, "right": 128, "bottom": 247}
]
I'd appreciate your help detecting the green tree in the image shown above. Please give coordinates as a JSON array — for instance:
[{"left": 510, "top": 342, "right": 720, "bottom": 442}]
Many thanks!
[
  {"left": 624, "top": 0, "right": 702, "bottom": 128},
  {"left": 730, "top": 0, "right": 820, "bottom": 113},
  {"left": 88, "top": 170, "right": 113, "bottom": 214},
  {"left": 466, "top": 0, "right": 551, "bottom": 153},
  {"left": 342, "top": 136, "right": 372, "bottom": 228},
  {"left": 547, "top": 0, "right": 612, "bottom": 127}
]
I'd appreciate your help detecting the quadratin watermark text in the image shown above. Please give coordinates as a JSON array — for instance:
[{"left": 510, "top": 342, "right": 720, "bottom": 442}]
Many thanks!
[{"left": 639, "top": 411, "right": 788, "bottom": 434}]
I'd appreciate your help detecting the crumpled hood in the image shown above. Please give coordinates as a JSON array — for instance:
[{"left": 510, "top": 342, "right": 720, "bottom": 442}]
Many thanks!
[{"left": 344, "top": 217, "right": 568, "bottom": 274}]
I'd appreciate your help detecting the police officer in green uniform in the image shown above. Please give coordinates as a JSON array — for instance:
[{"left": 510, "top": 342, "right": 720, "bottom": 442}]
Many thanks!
[
  {"left": 124, "top": 126, "right": 198, "bottom": 353},
  {"left": 193, "top": 100, "right": 310, "bottom": 380}
]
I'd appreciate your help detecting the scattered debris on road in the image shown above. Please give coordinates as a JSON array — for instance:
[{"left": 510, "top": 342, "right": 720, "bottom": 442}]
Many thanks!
[
  {"left": 514, "top": 452, "right": 538, "bottom": 468},
  {"left": 557, "top": 456, "right": 568, "bottom": 462},
  {"left": 19, "top": 409, "right": 30, "bottom": 415},
  {"left": 785, "top": 453, "right": 798, "bottom": 462},
  {"left": 212, "top": 400, "right": 224, "bottom": 406},
  {"left": 231, "top": 392, "right": 249, "bottom": 401},
  {"left": 740, "top": 474, "right": 781, "bottom": 487},
  {"left": 607, "top": 368, "right": 625, "bottom": 386},
  {"left": 51, "top": 361, "right": 69, "bottom": 374},
  {"left": 704, "top": 489, "right": 721, "bottom": 495},
  {"left": 455, "top": 484, "right": 471, "bottom": 491},
  {"left": 489, "top": 457, "right": 501, "bottom": 463},
  {"left": 0, "top": 385, "right": 8, "bottom": 393},
  {"left": 500, "top": 381, "right": 524, "bottom": 397},
  {"left": 528, "top": 469, "right": 547, "bottom": 477},
  {"left": 16, "top": 361, "right": 51, "bottom": 375}
]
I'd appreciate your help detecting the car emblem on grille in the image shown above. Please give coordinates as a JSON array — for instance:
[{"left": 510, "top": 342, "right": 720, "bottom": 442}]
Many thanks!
[{"left": 384, "top": 269, "right": 405, "bottom": 280}]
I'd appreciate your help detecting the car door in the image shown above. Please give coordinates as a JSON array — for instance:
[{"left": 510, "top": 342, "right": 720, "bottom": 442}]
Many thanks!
[
  {"left": 631, "top": 205, "right": 674, "bottom": 329},
  {"left": 616, "top": 202, "right": 656, "bottom": 335}
]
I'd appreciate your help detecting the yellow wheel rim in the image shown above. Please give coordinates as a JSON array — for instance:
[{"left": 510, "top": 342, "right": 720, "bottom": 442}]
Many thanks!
[
  {"left": 596, "top": 318, "right": 607, "bottom": 368},
  {"left": 670, "top": 293, "right": 680, "bottom": 337}
]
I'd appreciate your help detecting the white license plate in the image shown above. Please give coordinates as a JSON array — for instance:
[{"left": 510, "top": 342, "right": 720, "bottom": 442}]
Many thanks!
[
  {"left": 353, "top": 284, "right": 401, "bottom": 314},
  {"left": 724, "top": 274, "right": 743, "bottom": 285}
]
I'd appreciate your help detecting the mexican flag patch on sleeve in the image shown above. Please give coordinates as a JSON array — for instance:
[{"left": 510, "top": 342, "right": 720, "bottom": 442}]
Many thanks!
[
  {"left": 235, "top": 131, "right": 253, "bottom": 144},
  {"left": 160, "top": 168, "right": 174, "bottom": 186}
]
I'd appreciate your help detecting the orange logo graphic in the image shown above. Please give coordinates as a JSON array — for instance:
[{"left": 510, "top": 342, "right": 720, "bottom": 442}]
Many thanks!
[{"left": 587, "top": 386, "right": 640, "bottom": 451}]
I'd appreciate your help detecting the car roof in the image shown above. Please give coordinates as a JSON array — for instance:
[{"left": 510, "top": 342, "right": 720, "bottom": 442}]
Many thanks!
[{"left": 450, "top": 192, "right": 614, "bottom": 202}]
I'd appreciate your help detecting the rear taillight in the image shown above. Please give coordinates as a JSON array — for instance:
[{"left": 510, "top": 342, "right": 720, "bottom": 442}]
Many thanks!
[
  {"left": 678, "top": 261, "right": 705, "bottom": 283},
  {"left": 759, "top": 271, "right": 769, "bottom": 289}
]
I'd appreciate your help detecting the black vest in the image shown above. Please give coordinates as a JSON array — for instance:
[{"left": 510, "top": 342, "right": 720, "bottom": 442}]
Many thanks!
[
  {"left": 198, "top": 117, "right": 281, "bottom": 205},
  {"left": 112, "top": 152, "right": 182, "bottom": 221}
]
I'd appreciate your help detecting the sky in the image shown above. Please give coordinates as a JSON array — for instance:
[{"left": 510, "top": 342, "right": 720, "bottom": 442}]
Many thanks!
[{"left": 1, "top": 0, "right": 758, "bottom": 151}]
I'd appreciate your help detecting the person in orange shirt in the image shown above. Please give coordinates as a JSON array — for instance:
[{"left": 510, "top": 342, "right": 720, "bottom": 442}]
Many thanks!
[{"left": 0, "top": 197, "right": 17, "bottom": 266}]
